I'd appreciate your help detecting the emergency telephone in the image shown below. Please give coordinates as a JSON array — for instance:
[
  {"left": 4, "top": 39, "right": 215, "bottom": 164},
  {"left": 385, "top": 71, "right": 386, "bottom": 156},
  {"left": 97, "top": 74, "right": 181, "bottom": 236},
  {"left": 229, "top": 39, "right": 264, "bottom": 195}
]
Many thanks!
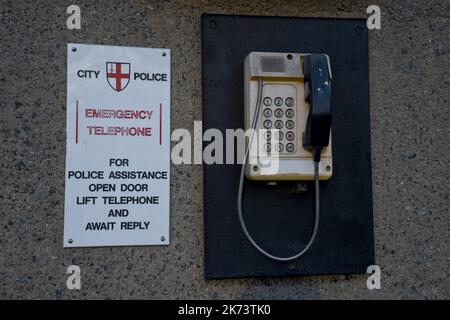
[{"left": 238, "top": 52, "right": 332, "bottom": 261}]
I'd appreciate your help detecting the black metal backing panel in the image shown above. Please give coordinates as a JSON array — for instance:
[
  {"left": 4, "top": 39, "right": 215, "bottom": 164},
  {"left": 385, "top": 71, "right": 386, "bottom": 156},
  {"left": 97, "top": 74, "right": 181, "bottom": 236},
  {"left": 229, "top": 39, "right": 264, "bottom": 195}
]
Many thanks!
[{"left": 201, "top": 14, "right": 374, "bottom": 279}]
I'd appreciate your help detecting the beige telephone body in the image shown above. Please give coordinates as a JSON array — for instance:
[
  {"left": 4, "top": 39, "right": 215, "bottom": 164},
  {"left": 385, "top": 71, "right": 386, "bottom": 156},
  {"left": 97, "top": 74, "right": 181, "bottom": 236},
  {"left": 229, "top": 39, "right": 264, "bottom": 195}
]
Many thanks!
[{"left": 244, "top": 52, "right": 333, "bottom": 181}]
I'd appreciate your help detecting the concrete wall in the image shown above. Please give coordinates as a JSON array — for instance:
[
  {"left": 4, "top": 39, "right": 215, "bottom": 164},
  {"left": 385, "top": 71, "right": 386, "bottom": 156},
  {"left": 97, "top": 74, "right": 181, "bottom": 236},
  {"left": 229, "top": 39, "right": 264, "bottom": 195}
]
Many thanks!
[{"left": 0, "top": 0, "right": 448, "bottom": 299}]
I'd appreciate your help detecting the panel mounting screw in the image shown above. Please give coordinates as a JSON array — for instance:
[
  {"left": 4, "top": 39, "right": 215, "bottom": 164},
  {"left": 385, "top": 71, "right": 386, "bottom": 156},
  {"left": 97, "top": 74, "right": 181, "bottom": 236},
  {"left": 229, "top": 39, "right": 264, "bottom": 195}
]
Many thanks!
[
  {"left": 161, "top": 236, "right": 165, "bottom": 242},
  {"left": 162, "top": 52, "right": 166, "bottom": 57},
  {"left": 68, "top": 239, "right": 73, "bottom": 244},
  {"left": 71, "top": 47, "right": 77, "bottom": 52},
  {"left": 209, "top": 20, "right": 217, "bottom": 29}
]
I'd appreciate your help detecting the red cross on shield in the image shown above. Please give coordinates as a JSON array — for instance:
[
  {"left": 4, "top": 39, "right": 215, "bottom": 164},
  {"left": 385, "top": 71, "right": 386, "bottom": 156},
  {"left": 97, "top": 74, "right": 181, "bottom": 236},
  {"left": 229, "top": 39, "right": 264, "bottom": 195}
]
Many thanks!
[{"left": 106, "top": 62, "right": 131, "bottom": 92}]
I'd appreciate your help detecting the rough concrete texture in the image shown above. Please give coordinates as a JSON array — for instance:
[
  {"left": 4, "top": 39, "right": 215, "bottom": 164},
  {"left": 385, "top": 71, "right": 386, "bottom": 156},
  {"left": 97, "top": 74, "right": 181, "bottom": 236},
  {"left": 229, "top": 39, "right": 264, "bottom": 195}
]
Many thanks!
[{"left": 0, "top": 0, "right": 448, "bottom": 299}]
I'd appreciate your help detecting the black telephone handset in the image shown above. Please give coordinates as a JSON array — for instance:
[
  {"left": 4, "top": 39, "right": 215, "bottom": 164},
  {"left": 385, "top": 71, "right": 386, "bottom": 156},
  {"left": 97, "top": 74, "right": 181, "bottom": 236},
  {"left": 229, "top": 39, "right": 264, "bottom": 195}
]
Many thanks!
[{"left": 303, "top": 54, "right": 332, "bottom": 162}]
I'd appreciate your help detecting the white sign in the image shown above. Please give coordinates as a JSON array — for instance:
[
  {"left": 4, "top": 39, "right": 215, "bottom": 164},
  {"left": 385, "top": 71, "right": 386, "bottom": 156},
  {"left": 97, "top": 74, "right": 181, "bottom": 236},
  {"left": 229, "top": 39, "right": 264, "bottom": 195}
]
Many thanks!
[{"left": 64, "top": 43, "right": 170, "bottom": 247}]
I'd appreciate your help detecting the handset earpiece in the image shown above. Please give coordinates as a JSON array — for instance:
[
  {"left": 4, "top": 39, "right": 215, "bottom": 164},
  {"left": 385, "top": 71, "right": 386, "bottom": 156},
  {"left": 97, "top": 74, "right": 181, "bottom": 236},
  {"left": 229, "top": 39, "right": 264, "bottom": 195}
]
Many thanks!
[{"left": 302, "top": 54, "right": 332, "bottom": 162}]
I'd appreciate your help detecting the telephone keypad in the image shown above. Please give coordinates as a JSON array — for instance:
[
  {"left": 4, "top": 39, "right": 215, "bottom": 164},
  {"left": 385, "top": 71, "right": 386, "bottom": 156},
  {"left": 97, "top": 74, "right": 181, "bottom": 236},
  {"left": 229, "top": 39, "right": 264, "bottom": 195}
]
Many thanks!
[{"left": 260, "top": 94, "right": 297, "bottom": 154}]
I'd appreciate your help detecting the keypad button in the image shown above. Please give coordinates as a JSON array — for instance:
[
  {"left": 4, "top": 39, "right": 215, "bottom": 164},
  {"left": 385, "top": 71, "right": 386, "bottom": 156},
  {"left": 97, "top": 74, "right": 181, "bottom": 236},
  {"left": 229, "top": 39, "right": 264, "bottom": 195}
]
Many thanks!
[
  {"left": 285, "top": 97, "right": 294, "bottom": 107},
  {"left": 286, "top": 120, "right": 295, "bottom": 129},
  {"left": 263, "top": 108, "right": 272, "bottom": 117},
  {"left": 263, "top": 120, "right": 272, "bottom": 129},
  {"left": 274, "top": 108, "right": 283, "bottom": 118},
  {"left": 274, "top": 120, "right": 283, "bottom": 129},
  {"left": 274, "top": 131, "right": 283, "bottom": 141},
  {"left": 264, "top": 143, "right": 272, "bottom": 152},
  {"left": 274, "top": 143, "right": 283, "bottom": 152},
  {"left": 274, "top": 97, "right": 283, "bottom": 106},
  {"left": 286, "top": 131, "right": 295, "bottom": 141},
  {"left": 264, "top": 131, "right": 271, "bottom": 140},
  {"left": 285, "top": 108, "right": 294, "bottom": 118},
  {"left": 286, "top": 143, "right": 295, "bottom": 153},
  {"left": 263, "top": 97, "right": 272, "bottom": 106}
]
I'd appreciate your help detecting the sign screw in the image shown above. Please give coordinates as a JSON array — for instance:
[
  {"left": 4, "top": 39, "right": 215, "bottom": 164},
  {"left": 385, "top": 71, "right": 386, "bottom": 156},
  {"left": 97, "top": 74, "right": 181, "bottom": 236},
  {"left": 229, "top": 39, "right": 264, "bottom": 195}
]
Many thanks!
[
  {"left": 209, "top": 20, "right": 217, "bottom": 29},
  {"left": 68, "top": 239, "right": 73, "bottom": 244},
  {"left": 72, "top": 47, "right": 77, "bottom": 52},
  {"left": 161, "top": 236, "right": 165, "bottom": 242},
  {"left": 162, "top": 52, "right": 166, "bottom": 57}
]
